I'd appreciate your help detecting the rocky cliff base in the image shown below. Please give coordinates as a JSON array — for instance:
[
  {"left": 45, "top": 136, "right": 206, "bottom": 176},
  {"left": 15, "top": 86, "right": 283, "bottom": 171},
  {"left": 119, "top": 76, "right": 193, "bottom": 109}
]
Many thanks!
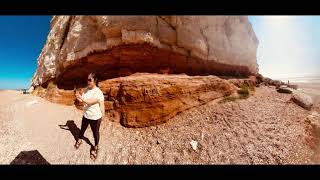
[
  {"left": 2, "top": 87, "right": 319, "bottom": 164},
  {"left": 33, "top": 73, "right": 238, "bottom": 128}
]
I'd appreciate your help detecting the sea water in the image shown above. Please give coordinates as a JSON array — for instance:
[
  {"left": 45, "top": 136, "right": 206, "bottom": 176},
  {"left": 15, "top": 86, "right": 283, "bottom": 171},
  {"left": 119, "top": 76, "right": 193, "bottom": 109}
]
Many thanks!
[{"left": 270, "top": 74, "right": 320, "bottom": 84}]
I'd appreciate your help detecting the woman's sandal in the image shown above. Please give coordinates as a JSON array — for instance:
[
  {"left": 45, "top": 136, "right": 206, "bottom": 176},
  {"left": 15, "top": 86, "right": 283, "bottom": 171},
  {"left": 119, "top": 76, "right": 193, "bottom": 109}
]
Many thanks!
[
  {"left": 74, "top": 139, "right": 82, "bottom": 149},
  {"left": 90, "top": 146, "right": 99, "bottom": 160}
]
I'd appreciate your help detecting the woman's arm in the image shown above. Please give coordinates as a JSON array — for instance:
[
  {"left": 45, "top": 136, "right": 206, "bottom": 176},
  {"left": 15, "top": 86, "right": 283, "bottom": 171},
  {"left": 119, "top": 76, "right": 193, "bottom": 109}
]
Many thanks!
[
  {"left": 99, "top": 101, "right": 105, "bottom": 118},
  {"left": 82, "top": 98, "right": 99, "bottom": 106},
  {"left": 76, "top": 93, "right": 99, "bottom": 106}
]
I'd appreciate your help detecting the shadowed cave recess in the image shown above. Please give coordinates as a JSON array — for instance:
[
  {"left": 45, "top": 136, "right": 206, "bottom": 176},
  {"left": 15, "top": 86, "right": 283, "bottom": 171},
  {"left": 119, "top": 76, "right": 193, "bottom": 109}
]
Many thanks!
[
  {"left": 33, "top": 44, "right": 255, "bottom": 128},
  {"left": 40, "top": 44, "right": 252, "bottom": 90}
]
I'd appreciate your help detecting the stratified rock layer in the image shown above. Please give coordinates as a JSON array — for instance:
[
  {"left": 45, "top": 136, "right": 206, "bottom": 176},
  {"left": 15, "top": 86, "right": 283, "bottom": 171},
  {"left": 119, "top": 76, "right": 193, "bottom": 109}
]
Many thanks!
[
  {"left": 31, "top": 16, "right": 258, "bottom": 127},
  {"left": 33, "top": 73, "right": 236, "bottom": 127},
  {"left": 32, "top": 16, "right": 258, "bottom": 88}
]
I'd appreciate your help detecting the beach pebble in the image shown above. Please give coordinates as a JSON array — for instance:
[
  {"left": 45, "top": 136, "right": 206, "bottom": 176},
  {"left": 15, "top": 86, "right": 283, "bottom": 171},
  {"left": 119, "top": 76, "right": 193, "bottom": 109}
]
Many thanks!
[{"left": 190, "top": 140, "right": 198, "bottom": 151}]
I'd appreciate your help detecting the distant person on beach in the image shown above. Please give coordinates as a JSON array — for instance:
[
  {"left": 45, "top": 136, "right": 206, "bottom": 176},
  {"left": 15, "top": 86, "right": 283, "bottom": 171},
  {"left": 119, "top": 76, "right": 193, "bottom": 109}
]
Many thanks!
[{"left": 74, "top": 72, "right": 105, "bottom": 160}]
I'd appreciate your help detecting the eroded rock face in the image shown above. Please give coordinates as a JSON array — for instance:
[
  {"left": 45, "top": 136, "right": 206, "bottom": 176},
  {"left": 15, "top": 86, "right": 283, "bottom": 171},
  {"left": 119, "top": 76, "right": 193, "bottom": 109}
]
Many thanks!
[
  {"left": 32, "top": 16, "right": 258, "bottom": 88},
  {"left": 33, "top": 73, "right": 236, "bottom": 127},
  {"left": 32, "top": 16, "right": 258, "bottom": 127}
]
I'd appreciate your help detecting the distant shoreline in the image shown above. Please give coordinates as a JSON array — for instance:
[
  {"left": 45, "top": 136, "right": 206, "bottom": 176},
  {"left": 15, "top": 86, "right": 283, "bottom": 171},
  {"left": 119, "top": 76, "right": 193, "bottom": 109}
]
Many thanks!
[{"left": 276, "top": 75, "right": 320, "bottom": 84}]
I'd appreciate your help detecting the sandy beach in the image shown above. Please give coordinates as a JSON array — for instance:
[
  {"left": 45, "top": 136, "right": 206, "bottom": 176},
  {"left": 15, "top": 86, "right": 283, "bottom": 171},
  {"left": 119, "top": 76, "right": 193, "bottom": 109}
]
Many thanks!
[{"left": 0, "top": 86, "right": 319, "bottom": 164}]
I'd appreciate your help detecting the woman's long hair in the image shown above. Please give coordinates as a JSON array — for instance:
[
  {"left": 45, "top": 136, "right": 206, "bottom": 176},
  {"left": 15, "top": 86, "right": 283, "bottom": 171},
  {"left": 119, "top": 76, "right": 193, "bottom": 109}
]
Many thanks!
[{"left": 88, "top": 72, "right": 99, "bottom": 87}]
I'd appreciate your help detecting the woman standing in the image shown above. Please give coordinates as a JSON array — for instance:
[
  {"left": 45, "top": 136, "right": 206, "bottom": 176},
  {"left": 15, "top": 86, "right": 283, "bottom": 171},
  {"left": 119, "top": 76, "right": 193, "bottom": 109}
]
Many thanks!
[{"left": 74, "top": 72, "right": 105, "bottom": 160}]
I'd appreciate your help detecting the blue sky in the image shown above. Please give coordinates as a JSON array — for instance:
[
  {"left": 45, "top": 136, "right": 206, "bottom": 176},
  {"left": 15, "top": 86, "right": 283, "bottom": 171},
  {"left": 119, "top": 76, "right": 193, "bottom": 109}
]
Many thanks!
[
  {"left": 0, "top": 16, "right": 50, "bottom": 89},
  {"left": 0, "top": 16, "right": 319, "bottom": 89}
]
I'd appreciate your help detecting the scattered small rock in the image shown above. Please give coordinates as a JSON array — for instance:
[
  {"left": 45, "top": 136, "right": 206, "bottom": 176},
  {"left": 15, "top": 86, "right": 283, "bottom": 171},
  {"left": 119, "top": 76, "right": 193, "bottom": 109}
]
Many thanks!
[{"left": 190, "top": 140, "right": 198, "bottom": 151}]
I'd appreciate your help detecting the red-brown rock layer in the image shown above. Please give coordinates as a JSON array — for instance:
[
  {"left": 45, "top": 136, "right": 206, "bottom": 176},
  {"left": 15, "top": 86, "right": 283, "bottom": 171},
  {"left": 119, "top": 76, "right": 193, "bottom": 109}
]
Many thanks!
[
  {"left": 33, "top": 73, "right": 236, "bottom": 127},
  {"left": 31, "top": 16, "right": 259, "bottom": 128},
  {"left": 51, "top": 44, "right": 253, "bottom": 90}
]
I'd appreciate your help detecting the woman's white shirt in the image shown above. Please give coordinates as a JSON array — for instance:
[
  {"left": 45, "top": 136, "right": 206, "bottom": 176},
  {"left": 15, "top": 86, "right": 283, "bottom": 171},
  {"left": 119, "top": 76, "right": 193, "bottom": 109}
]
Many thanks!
[{"left": 81, "top": 86, "right": 104, "bottom": 120}]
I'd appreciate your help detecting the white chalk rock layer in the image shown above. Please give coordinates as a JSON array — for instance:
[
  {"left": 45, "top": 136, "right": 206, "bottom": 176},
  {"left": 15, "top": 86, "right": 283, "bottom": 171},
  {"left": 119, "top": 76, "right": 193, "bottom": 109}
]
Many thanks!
[{"left": 32, "top": 16, "right": 259, "bottom": 87}]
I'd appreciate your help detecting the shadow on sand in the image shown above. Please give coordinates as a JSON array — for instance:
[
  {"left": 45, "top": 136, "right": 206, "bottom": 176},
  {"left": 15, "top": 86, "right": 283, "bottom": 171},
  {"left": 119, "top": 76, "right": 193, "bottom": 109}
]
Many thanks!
[
  {"left": 10, "top": 150, "right": 50, "bottom": 165},
  {"left": 59, "top": 120, "right": 93, "bottom": 147}
]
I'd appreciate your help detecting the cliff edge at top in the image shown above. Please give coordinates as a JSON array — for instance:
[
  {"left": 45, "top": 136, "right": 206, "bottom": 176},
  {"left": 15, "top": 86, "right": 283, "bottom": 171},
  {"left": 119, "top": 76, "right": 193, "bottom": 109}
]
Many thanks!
[{"left": 32, "top": 16, "right": 258, "bottom": 89}]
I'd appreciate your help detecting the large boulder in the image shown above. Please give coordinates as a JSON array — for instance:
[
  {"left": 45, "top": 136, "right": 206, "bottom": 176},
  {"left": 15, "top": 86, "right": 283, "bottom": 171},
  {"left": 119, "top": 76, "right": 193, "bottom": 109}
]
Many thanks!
[
  {"left": 272, "top": 80, "right": 282, "bottom": 88},
  {"left": 292, "top": 92, "right": 313, "bottom": 110},
  {"left": 261, "top": 77, "right": 284, "bottom": 88},
  {"left": 256, "top": 73, "right": 264, "bottom": 84},
  {"left": 31, "top": 16, "right": 259, "bottom": 89},
  {"left": 262, "top": 77, "right": 272, "bottom": 86},
  {"left": 277, "top": 85, "right": 293, "bottom": 94},
  {"left": 33, "top": 73, "right": 236, "bottom": 127}
]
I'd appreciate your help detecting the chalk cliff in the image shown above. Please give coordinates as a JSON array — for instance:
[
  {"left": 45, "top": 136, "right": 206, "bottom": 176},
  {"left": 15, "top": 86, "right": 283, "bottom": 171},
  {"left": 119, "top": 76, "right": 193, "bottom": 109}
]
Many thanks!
[
  {"left": 32, "top": 16, "right": 258, "bottom": 88},
  {"left": 32, "top": 16, "right": 258, "bottom": 127}
]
